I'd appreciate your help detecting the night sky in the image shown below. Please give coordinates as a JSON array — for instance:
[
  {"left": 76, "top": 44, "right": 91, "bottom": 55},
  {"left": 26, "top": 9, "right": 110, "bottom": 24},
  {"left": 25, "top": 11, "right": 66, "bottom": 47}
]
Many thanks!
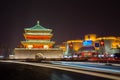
[{"left": 0, "top": 0, "right": 120, "bottom": 49}]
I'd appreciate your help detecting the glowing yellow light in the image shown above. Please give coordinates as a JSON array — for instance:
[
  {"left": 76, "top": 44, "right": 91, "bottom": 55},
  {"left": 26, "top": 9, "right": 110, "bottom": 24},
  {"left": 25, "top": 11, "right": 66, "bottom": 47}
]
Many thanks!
[
  {"left": 44, "top": 45, "right": 49, "bottom": 49},
  {"left": 27, "top": 45, "right": 33, "bottom": 49},
  {"left": 25, "top": 35, "right": 51, "bottom": 39}
]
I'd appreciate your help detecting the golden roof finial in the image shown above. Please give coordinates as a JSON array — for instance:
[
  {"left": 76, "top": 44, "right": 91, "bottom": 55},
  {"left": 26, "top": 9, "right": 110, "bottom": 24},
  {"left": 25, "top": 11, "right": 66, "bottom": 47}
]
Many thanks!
[{"left": 37, "top": 20, "right": 40, "bottom": 25}]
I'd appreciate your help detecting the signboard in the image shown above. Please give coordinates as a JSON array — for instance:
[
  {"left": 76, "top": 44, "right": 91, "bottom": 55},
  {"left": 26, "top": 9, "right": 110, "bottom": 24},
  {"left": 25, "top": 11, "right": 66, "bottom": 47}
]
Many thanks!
[
  {"left": 95, "top": 43, "right": 99, "bottom": 47},
  {"left": 83, "top": 40, "right": 92, "bottom": 46}
]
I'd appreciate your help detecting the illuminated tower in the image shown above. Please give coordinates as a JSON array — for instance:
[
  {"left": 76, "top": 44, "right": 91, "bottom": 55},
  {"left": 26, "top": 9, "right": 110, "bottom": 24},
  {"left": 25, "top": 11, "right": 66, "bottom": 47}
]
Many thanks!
[
  {"left": 21, "top": 21, "right": 55, "bottom": 49},
  {"left": 14, "top": 21, "right": 63, "bottom": 59}
]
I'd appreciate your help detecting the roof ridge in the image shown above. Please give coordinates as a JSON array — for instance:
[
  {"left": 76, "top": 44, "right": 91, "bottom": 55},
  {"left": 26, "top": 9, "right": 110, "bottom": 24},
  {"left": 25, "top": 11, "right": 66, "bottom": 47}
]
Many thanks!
[{"left": 25, "top": 21, "right": 51, "bottom": 30}]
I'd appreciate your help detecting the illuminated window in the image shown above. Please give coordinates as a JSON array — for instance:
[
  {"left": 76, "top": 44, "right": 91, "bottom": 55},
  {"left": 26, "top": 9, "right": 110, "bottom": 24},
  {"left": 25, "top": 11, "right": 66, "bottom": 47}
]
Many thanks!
[
  {"left": 44, "top": 45, "right": 49, "bottom": 49},
  {"left": 27, "top": 45, "right": 33, "bottom": 49},
  {"left": 95, "top": 43, "right": 99, "bottom": 47}
]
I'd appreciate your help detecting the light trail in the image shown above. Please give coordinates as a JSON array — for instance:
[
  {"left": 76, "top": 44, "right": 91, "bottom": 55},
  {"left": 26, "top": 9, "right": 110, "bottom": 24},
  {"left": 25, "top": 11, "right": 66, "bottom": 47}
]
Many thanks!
[
  {"left": 0, "top": 60, "right": 120, "bottom": 80},
  {"left": 54, "top": 61, "right": 120, "bottom": 74}
]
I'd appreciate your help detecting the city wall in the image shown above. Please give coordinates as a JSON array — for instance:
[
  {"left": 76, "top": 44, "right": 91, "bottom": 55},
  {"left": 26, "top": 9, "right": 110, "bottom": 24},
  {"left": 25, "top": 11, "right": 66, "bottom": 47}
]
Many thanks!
[{"left": 14, "top": 48, "right": 63, "bottom": 59}]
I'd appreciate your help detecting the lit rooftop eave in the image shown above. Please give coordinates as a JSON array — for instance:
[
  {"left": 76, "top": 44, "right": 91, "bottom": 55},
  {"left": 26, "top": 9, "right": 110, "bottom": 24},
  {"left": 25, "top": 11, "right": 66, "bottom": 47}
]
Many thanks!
[
  {"left": 24, "top": 33, "right": 53, "bottom": 36},
  {"left": 21, "top": 41, "right": 55, "bottom": 45},
  {"left": 67, "top": 40, "right": 83, "bottom": 43},
  {"left": 25, "top": 29, "right": 52, "bottom": 31},
  {"left": 96, "top": 37, "right": 116, "bottom": 40},
  {"left": 24, "top": 29, "right": 52, "bottom": 33}
]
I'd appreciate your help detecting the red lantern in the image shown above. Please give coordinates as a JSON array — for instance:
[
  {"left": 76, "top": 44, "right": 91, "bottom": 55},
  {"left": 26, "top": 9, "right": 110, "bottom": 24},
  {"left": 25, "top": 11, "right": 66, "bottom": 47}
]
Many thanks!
[
  {"left": 100, "top": 40, "right": 104, "bottom": 46},
  {"left": 69, "top": 42, "right": 73, "bottom": 48}
]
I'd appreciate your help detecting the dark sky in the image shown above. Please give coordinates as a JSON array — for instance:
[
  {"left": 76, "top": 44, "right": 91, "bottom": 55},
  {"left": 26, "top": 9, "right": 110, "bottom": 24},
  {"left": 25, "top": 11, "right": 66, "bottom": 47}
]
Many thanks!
[{"left": 0, "top": 0, "right": 120, "bottom": 48}]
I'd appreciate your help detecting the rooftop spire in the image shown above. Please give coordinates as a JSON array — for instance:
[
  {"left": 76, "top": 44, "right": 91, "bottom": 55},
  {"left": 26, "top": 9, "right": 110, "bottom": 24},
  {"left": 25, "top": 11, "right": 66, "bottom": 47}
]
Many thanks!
[{"left": 37, "top": 20, "right": 40, "bottom": 25}]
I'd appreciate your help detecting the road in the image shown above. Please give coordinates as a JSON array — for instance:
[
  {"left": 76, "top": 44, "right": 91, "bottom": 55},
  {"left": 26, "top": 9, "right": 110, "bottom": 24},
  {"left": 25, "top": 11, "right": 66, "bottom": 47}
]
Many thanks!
[{"left": 0, "top": 60, "right": 120, "bottom": 80}]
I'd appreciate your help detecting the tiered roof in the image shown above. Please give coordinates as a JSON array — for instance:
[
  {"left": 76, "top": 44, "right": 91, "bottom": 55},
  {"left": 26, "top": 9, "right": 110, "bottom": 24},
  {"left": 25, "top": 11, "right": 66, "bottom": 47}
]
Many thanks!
[{"left": 25, "top": 21, "right": 52, "bottom": 32}]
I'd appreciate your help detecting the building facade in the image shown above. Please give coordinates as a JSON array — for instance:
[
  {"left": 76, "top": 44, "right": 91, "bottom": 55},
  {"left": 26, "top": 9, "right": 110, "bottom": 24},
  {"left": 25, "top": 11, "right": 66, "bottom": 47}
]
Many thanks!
[{"left": 62, "top": 34, "right": 120, "bottom": 57}]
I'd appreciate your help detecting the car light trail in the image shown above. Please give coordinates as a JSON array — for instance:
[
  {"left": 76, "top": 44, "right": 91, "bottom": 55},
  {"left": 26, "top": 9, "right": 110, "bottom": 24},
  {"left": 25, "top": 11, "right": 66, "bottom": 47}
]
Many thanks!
[{"left": 55, "top": 62, "right": 120, "bottom": 74}]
